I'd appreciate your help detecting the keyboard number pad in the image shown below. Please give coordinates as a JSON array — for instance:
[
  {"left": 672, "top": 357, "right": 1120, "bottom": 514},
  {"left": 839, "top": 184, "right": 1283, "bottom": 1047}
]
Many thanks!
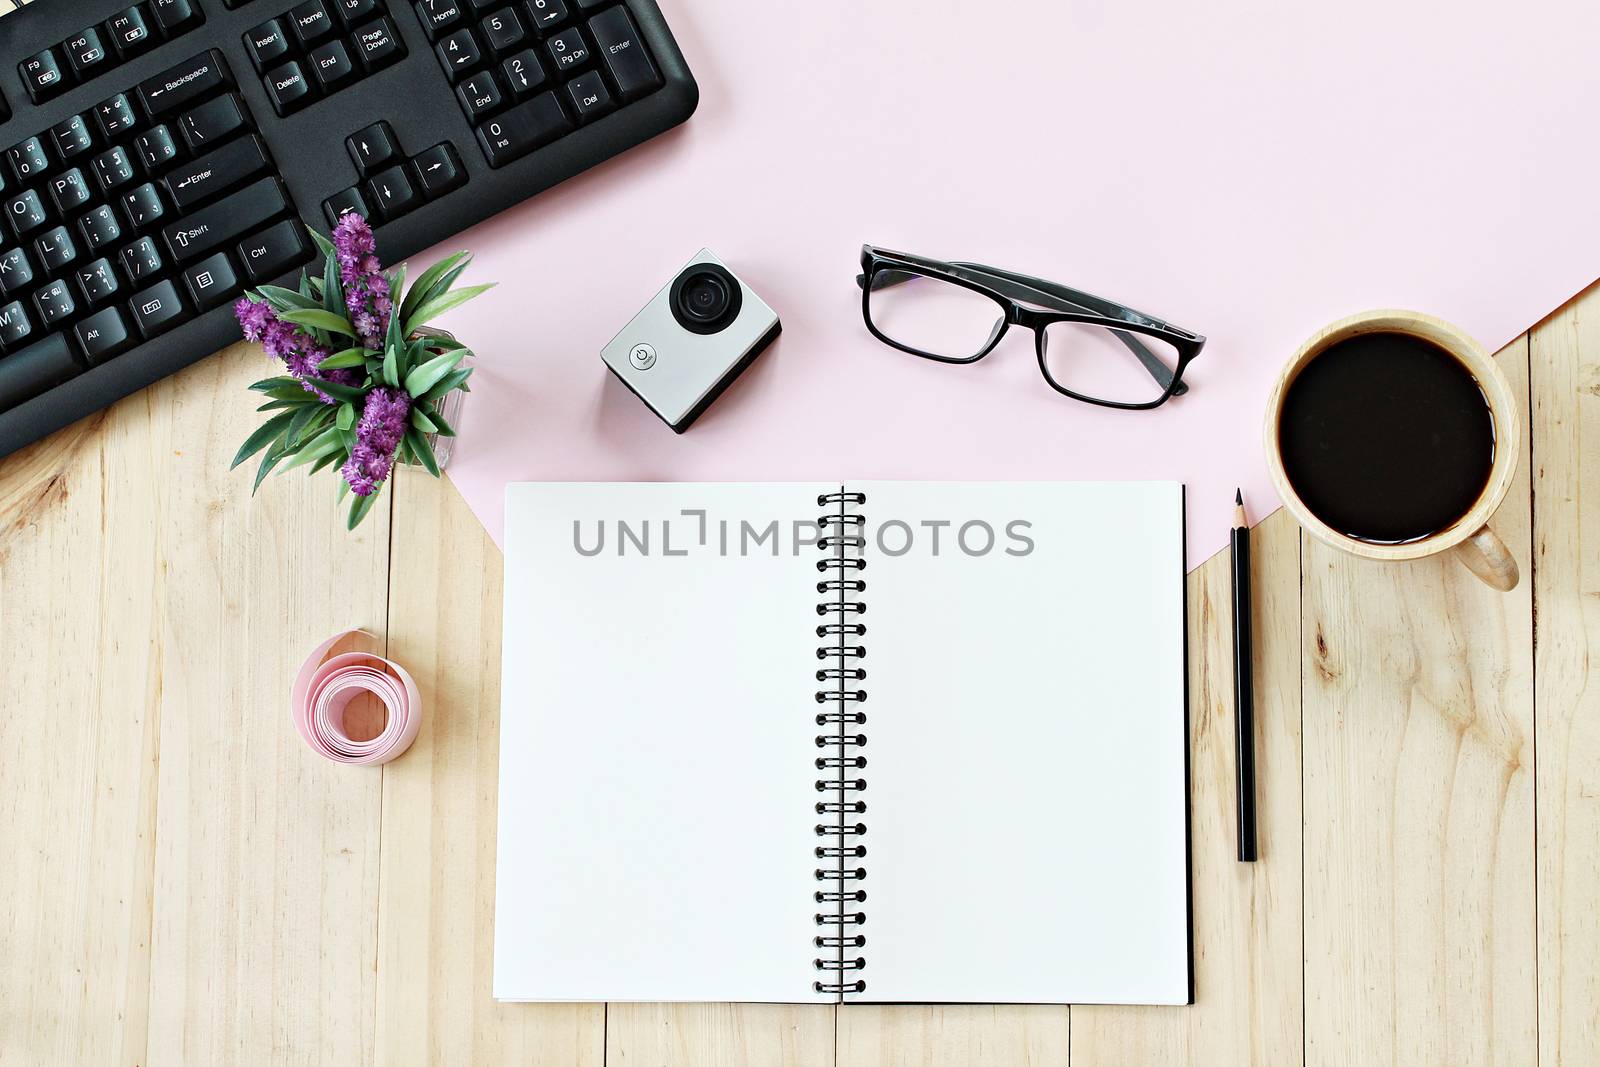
[{"left": 423, "top": 2, "right": 663, "bottom": 169}]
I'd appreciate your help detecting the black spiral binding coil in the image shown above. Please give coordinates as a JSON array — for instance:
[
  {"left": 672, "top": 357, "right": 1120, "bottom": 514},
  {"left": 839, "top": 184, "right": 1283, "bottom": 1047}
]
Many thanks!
[{"left": 813, "top": 490, "right": 868, "bottom": 995}]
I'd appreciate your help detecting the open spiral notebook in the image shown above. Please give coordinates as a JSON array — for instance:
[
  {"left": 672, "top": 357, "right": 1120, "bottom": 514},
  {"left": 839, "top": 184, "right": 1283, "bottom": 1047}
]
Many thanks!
[{"left": 494, "top": 481, "right": 1191, "bottom": 1004}]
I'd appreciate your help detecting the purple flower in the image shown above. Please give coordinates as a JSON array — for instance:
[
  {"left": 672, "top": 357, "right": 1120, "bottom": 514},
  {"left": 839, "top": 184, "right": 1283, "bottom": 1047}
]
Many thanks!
[
  {"left": 233, "top": 295, "right": 355, "bottom": 404},
  {"left": 333, "top": 213, "right": 392, "bottom": 351},
  {"left": 340, "top": 387, "right": 412, "bottom": 496}
]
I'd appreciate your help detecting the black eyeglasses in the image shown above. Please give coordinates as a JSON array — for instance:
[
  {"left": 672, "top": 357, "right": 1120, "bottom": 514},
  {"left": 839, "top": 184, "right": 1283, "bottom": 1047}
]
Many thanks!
[{"left": 856, "top": 246, "right": 1206, "bottom": 410}]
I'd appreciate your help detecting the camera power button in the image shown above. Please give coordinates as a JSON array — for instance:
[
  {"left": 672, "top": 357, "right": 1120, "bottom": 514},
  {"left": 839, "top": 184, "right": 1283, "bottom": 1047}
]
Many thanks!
[{"left": 629, "top": 343, "right": 658, "bottom": 371}]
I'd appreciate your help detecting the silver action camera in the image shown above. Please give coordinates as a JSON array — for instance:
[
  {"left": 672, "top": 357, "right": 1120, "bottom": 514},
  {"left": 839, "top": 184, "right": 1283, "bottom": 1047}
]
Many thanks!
[{"left": 601, "top": 249, "right": 782, "bottom": 433}]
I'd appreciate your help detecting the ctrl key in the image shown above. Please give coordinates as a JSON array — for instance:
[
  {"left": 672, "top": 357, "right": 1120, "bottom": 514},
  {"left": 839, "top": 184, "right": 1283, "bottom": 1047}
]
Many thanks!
[
  {"left": 130, "top": 279, "right": 190, "bottom": 338},
  {"left": 239, "top": 219, "right": 312, "bottom": 284},
  {"left": 74, "top": 306, "right": 133, "bottom": 365}
]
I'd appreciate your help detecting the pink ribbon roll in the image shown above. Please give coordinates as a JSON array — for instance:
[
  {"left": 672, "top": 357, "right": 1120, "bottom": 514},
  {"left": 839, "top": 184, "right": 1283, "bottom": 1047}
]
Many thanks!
[{"left": 291, "top": 630, "right": 422, "bottom": 765}]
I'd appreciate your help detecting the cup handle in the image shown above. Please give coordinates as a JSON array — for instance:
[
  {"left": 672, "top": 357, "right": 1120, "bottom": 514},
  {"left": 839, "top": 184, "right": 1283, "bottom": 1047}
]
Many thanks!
[{"left": 1452, "top": 525, "right": 1519, "bottom": 592}]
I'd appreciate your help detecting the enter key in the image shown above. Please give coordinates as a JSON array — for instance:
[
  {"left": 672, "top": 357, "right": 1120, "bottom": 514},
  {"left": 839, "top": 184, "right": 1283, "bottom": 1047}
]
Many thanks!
[{"left": 164, "top": 135, "right": 270, "bottom": 211}]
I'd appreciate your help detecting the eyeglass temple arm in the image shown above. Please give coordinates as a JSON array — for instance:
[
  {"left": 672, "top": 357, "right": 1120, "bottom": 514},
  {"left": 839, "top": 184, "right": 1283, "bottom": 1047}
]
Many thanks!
[{"left": 859, "top": 266, "right": 1189, "bottom": 396}]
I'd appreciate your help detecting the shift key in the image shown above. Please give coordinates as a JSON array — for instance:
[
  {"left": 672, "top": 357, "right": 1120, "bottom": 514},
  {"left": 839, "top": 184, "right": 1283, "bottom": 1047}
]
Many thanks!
[
  {"left": 162, "top": 176, "right": 289, "bottom": 262},
  {"left": 165, "top": 136, "right": 270, "bottom": 211},
  {"left": 139, "top": 49, "right": 231, "bottom": 117}
]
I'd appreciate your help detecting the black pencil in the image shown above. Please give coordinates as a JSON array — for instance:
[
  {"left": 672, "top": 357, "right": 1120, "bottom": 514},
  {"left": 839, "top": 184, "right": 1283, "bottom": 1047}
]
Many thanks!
[{"left": 1231, "top": 490, "right": 1257, "bottom": 862}]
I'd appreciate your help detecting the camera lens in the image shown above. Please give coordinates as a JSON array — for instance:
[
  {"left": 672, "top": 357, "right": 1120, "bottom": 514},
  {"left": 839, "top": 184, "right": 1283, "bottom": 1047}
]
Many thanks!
[{"left": 670, "top": 264, "right": 743, "bottom": 335}]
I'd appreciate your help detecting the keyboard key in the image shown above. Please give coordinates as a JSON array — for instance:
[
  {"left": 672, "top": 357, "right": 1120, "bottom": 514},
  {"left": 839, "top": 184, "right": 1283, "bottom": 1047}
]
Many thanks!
[
  {"left": 140, "top": 50, "right": 230, "bottom": 117},
  {"left": 52, "top": 115, "right": 95, "bottom": 161},
  {"left": 412, "top": 142, "right": 465, "bottom": 199},
  {"left": 92, "top": 146, "right": 137, "bottom": 193},
  {"left": 183, "top": 251, "right": 241, "bottom": 309},
  {"left": 79, "top": 204, "right": 123, "bottom": 253},
  {"left": 482, "top": 8, "right": 527, "bottom": 54},
  {"left": 75, "top": 257, "right": 121, "bottom": 304},
  {"left": 162, "top": 175, "right": 289, "bottom": 262},
  {"left": 95, "top": 94, "right": 138, "bottom": 140},
  {"left": 245, "top": 18, "right": 291, "bottom": 71},
  {"left": 347, "top": 121, "right": 399, "bottom": 174},
  {"left": 151, "top": 0, "right": 203, "bottom": 36},
  {"left": 179, "top": 93, "right": 250, "bottom": 152},
  {"left": 588, "top": 6, "right": 660, "bottom": 101},
  {"left": 107, "top": 6, "right": 156, "bottom": 59},
  {"left": 264, "top": 61, "right": 314, "bottom": 114},
  {"left": 334, "top": 0, "right": 379, "bottom": 26},
  {"left": 35, "top": 226, "right": 77, "bottom": 273},
  {"left": 121, "top": 182, "right": 166, "bottom": 230},
  {"left": 501, "top": 49, "right": 546, "bottom": 99},
  {"left": 546, "top": 26, "right": 588, "bottom": 73},
  {"left": 524, "top": 0, "right": 568, "bottom": 34},
  {"left": 136, "top": 125, "right": 180, "bottom": 170},
  {"left": 353, "top": 17, "right": 404, "bottom": 70},
  {"left": 289, "top": 0, "right": 336, "bottom": 46},
  {"left": 48, "top": 169, "right": 93, "bottom": 215},
  {"left": 65, "top": 28, "right": 111, "bottom": 79},
  {"left": 309, "top": 39, "right": 358, "bottom": 90},
  {"left": 238, "top": 219, "right": 311, "bottom": 283},
  {"left": 415, "top": 0, "right": 463, "bottom": 41},
  {"left": 0, "top": 333, "right": 79, "bottom": 412},
  {"left": 474, "top": 91, "right": 571, "bottom": 167},
  {"left": 436, "top": 29, "right": 482, "bottom": 82},
  {"left": 129, "top": 278, "right": 189, "bottom": 337},
  {"left": 366, "top": 164, "right": 419, "bottom": 220},
  {"left": 7, "top": 191, "right": 49, "bottom": 238},
  {"left": 566, "top": 69, "right": 612, "bottom": 123},
  {"left": 34, "top": 280, "right": 76, "bottom": 327},
  {"left": 21, "top": 49, "right": 67, "bottom": 102},
  {"left": 120, "top": 236, "right": 164, "bottom": 284},
  {"left": 573, "top": 0, "right": 605, "bottom": 9},
  {"left": 323, "top": 186, "right": 368, "bottom": 226},
  {"left": 167, "top": 135, "right": 270, "bottom": 210},
  {"left": 7, "top": 138, "right": 49, "bottom": 184},
  {"left": 0, "top": 248, "right": 34, "bottom": 297},
  {"left": 75, "top": 305, "right": 134, "bottom": 365},
  {"left": 0, "top": 300, "right": 33, "bottom": 350},
  {"left": 456, "top": 71, "right": 503, "bottom": 120}
]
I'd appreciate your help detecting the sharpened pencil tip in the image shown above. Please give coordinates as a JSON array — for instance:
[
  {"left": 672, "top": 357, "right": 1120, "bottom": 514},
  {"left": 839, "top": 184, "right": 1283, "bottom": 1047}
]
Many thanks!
[{"left": 1235, "top": 488, "right": 1243, "bottom": 505}]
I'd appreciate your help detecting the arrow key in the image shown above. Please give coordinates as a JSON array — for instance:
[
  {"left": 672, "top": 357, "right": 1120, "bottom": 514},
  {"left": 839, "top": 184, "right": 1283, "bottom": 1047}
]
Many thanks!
[
  {"left": 365, "top": 164, "right": 419, "bottom": 222},
  {"left": 347, "top": 121, "right": 400, "bottom": 176},
  {"left": 412, "top": 143, "right": 466, "bottom": 200}
]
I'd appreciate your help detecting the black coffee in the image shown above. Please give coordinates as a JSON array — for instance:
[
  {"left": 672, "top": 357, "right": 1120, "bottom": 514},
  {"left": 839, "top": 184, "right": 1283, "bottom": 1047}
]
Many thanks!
[{"left": 1278, "top": 331, "right": 1495, "bottom": 544}]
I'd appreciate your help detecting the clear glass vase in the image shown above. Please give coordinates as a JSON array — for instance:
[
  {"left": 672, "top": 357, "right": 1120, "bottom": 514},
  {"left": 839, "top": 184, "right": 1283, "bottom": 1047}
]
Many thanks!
[{"left": 409, "top": 327, "right": 471, "bottom": 471}]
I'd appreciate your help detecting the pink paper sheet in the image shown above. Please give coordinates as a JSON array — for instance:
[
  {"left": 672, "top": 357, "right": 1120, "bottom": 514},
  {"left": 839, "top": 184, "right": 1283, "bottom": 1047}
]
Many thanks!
[{"left": 432, "top": 0, "right": 1600, "bottom": 567}]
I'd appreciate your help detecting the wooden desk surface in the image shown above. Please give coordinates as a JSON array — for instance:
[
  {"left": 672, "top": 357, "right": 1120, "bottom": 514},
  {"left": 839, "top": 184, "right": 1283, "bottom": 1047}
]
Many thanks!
[{"left": 2, "top": 270, "right": 1598, "bottom": 1061}]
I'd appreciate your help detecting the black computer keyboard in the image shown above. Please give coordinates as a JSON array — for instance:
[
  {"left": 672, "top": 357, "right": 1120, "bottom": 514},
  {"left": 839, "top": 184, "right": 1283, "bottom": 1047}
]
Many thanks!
[{"left": 0, "top": 0, "right": 696, "bottom": 456}]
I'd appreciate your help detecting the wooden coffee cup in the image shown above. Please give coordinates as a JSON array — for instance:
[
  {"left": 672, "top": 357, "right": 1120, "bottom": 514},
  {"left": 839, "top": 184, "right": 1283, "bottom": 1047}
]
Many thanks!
[{"left": 1263, "top": 309, "right": 1519, "bottom": 591}]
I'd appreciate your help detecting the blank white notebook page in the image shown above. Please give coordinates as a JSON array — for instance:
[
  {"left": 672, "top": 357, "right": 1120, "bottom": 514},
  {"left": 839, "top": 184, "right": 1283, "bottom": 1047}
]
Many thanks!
[
  {"left": 495, "top": 482, "right": 830, "bottom": 1002},
  {"left": 855, "top": 481, "right": 1190, "bottom": 1004}
]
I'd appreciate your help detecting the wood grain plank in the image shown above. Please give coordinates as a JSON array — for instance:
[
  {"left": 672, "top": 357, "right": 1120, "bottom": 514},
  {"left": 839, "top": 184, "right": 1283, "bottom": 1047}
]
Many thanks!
[
  {"left": 1301, "top": 338, "right": 1536, "bottom": 1067},
  {"left": 375, "top": 468, "right": 604, "bottom": 1066},
  {"left": 1069, "top": 509, "right": 1303, "bottom": 1065},
  {"left": 1529, "top": 290, "right": 1600, "bottom": 1066},
  {"left": 141, "top": 345, "right": 391, "bottom": 1066},
  {"left": 0, "top": 404, "right": 162, "bottom": 1066},
  {"left": 608, "top": 1004, "right": 836, "bottom": 1067},
  {"left": 837, "top": 1005, "right": 1068, "bottom": 1067}
]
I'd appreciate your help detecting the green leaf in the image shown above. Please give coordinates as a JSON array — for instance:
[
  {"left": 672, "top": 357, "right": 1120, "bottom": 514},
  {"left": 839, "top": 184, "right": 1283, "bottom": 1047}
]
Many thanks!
[
  {"left": 337, "top": 479, "right": 350, "bottom": 503},
  {"left": 308, "top": 227, "right": 337, "bottom": 263},
  {"left": 255, "top": 284, "right": 320, "bottom": 313},
  {"left": 410, "top": 407, "right": 437, "bottom": 433},
  {"left": 304, "top": 377, "right": 369, "bottom": 404},
  {"left": 402, "top": 351, "right": 463, "bottom": 397},
  {"left": 278, "top": 308, "right": 357, "bottom": 337},
  {"left": 249, "top": 375, "right": 299, "bottom": 392},
  {"left": 384, "top": 293, "right": 405, "bottom": 369},
  {"left": 308, "top": 449, "right": 343, "bottom": 476},
  {"left": 427, "top": 405, "right": 456, "bottom": 437},
  {"left": 262, "top": 384, "right": 315, "bottom": 403},
  {"left": 403, "top": 283, "right": 494, "bottom": 337},
  {"left": 398, "top": 250, "right": 470, "bottom": 324},
  {"left": 419, "top": 366, "right": 472, "bottom": 403},
  {"left": 381, "top": 340, "right": 400, "bottom": 388},
  {"left": 348, "top": 488, "right": 381, "bottom": 530},
  {"left": 336, "top": 402, "right": 355, "bottom": 430},
  {"left": 321, "top": 244, "right": 344, "bottom": 317},
  {"left": 386, "top": 263, "right": 406, "bottom": 307},
  {"left": 230, "top": 410, "right": 296, "bottom": 470},
  {"left": 405, "top": 427, "right": 440, "bottom": 477},
  {"left": 279, "top": 426, "right": 346, "bottom": 471},
  {"left": 286, "top": 403, "right": 332, "bottom": 449},
  {"left": 253, "top": 442, "right": 287, "bottom": 494},
  {"left": 317, "top": 347, "right": 367, "bottom": 371},
  {"left": 256, "top": 399, "right": 298, "bottom": 413}
]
